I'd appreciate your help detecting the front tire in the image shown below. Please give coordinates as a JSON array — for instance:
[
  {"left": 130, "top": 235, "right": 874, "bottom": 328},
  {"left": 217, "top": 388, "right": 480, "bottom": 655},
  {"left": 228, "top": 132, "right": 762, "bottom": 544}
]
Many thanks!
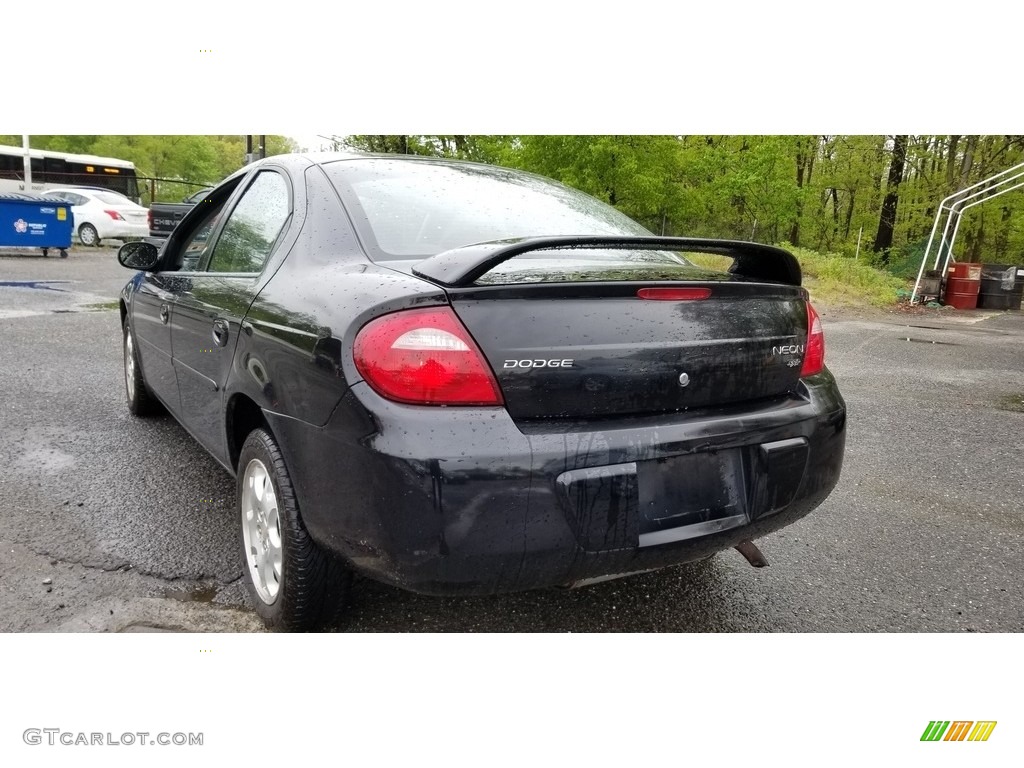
[
  {"left": 238, "top": 428, "right": 351, "bottom": 631},
  {"left": 123, "top": 321, "right": 161, "bottom": 417},
  {"left": 79, "top": 223, "right": 99, "bottom": 247}
]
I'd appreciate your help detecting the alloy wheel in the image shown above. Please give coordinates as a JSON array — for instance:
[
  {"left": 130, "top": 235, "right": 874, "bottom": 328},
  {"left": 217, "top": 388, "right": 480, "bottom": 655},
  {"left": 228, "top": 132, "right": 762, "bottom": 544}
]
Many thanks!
[
  {"left": 124, "top": 329, "right": 136, "bottom": 401},
  {"left": 241, "top": 458, "right": 283, "bottom": 604},
  {"left": 79, "top": 224, "right": 98, "bottom": 246}
]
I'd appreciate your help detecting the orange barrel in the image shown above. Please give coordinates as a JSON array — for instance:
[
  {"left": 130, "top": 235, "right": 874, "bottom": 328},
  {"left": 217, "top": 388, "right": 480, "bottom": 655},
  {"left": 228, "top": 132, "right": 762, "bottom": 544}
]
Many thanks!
[{"left": 944, "top": 263, "right": 981, "bottom": 309}]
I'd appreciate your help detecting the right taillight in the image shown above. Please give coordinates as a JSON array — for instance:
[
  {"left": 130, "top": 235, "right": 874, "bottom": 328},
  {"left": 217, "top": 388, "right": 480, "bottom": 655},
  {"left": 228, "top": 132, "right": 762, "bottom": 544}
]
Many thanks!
[
  {"left": 353, "top": 307, "right": 504, "bottom": 406},
  {"left": 800, "top": 301, "right": 825, "bottom": 377}
]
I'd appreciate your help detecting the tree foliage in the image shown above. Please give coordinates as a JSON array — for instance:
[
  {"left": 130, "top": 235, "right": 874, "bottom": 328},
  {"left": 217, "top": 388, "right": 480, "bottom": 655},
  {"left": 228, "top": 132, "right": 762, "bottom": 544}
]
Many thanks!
[
  {"left": 9, "top": 133, "right": 1024, "bottom": 268},
  {"left": 342, "top": 134, "right": 1024, "bottom": 268}
]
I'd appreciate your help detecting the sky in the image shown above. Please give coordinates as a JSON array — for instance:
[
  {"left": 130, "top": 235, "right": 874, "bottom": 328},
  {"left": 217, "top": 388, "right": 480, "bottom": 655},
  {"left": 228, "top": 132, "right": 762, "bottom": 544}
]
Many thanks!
[{"left": 9, "top": 6, "right": 1020, "bottom": 137}]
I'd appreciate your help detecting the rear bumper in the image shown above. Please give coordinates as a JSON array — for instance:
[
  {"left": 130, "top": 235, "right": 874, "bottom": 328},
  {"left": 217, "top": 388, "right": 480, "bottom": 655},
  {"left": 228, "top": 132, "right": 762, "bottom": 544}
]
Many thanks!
[{"left": 267, "top": 371, "right": 846, "bottom": 595}]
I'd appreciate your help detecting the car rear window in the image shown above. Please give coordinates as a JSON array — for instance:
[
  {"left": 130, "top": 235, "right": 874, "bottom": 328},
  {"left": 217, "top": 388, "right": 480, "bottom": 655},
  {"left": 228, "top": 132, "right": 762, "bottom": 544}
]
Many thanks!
[
  {"left": 322, "top": 158, "right": 656, "bottom": 260},
  {"left": 94, "top": 191, "right": 132, "bottom": 205}
]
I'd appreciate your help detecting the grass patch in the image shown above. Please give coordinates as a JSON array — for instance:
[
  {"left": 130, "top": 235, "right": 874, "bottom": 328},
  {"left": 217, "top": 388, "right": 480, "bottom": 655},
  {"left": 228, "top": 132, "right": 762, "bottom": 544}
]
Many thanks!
[
  {"left": 684, "top": 245, "right": 907, "bottom": 308},
  {"left": 996, "top": 393, "right": 1024, "bottom": 413},
  {"left": 83, "top": 300, "right": 120, "bottom": 311},
  {"left": 792, "top": 245, "right": 908, "bottom": 307}
]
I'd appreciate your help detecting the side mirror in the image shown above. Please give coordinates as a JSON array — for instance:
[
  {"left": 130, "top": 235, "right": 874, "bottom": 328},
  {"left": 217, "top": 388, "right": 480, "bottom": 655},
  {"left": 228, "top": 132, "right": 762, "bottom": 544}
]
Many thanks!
[{"left": 118, "top": 241, "right": 161, "bottom": 271}]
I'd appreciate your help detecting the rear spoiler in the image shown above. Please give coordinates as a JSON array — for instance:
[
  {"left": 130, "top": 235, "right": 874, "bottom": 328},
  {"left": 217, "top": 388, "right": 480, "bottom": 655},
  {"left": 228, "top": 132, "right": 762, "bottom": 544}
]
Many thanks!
[{"left": 411, "top": 236, "right": 802, "bottom": 288}]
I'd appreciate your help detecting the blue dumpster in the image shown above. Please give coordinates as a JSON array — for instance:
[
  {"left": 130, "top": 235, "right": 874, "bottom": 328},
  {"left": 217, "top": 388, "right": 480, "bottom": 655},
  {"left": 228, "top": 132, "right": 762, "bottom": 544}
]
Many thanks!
[{"left": 0, "top": 193, "right": 73, "bottom": 258}]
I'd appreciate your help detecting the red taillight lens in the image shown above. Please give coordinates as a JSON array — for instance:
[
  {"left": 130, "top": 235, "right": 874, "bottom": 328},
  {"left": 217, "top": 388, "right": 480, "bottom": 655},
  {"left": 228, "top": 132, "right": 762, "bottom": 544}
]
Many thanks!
[
  {"left": 147, "top": 209, "right": 153, "bottom": 227},
  {"left": 104, "top": 209, "right": 124, "bottom": 221},
  {"left": 353, "top": 307, "right": 503, "bottom": 406},
  {"left": 800, "top": 301, "right": 825, "bottom": 377},
  {"left": 636, "top": 287, "right": 712, "bottom": 301}
]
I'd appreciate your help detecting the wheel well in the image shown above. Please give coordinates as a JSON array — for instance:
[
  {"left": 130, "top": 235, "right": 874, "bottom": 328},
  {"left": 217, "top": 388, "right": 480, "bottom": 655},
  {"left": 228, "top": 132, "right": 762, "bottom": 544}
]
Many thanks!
[
  {"left": 119, "top": 300, "right": 127, "bottom": 328},
  {"left": 227, "top": 394, "right": 269, "bottom": 471}
]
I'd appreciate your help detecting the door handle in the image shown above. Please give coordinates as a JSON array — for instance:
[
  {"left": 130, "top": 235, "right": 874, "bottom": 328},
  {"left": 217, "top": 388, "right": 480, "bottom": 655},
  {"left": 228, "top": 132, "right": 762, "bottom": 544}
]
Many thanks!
[
  {"left": 212, "top": 319, "right": 230, "bottom": 347},
  {"left": 159, "top": 304, "right": 169, "bottom": 324}
]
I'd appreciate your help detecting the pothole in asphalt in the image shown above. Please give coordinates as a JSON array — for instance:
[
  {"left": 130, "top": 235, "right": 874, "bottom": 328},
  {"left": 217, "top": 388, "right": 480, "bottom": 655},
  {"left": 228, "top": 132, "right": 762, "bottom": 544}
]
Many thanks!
[
  {"left": 900, "top": 337, "right": 960, "bottom": 346},
  {"left": 164, "top": 584, "right": 220, "bottom": 603},
  {"left": 119, "top": 623, "right": 178, "bottom": 633}
]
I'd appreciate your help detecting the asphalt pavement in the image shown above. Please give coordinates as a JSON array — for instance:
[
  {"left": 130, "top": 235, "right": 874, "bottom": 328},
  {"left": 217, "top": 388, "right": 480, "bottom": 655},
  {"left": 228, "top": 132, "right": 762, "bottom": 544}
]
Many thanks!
[{"left": 1, "top": 247, "right": 1022, "bottom": 632}]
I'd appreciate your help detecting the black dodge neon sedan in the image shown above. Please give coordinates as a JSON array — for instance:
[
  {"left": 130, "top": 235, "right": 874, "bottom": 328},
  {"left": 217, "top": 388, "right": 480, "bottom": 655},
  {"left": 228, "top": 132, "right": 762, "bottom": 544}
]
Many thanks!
[{"left": 117, "top": 152, "right": 846, "bottom": 631}]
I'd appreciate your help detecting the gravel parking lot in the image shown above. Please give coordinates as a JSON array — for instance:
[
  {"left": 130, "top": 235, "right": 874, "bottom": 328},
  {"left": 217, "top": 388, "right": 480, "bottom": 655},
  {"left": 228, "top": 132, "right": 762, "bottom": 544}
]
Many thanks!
[{"left": 1, "top": 246, "right": 1022, "bottom": 632}]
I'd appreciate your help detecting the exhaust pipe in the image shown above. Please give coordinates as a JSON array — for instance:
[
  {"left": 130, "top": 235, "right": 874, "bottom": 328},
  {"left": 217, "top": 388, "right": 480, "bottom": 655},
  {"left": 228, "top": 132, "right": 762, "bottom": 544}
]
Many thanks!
[{"left": 735, "top": 539, "right": 769, "bottom": 568}]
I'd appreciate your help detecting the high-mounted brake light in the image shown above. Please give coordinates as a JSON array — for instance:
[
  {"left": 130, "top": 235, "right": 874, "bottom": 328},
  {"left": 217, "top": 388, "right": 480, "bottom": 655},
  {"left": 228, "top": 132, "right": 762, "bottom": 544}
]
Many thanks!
[
  {"left": 104, "top": 209, "right": 124, "bottom": 221},
  {"left": 353, "top": 307, "right": 504, "bottom": 406},
  {"left": 800, "top": 301, "right": 825, "bottom": 377},
  {"left": 636, "top": 287, "right": 712, "bottom": 301}
]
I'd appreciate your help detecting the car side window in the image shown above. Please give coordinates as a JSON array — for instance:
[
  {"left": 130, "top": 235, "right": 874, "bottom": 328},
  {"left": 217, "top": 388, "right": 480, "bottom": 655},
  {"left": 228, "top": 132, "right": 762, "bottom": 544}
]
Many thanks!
[
  {"left": 204, "top": 172, "right": 290, "bottom": 274},
  {"left": 174, "top": 207, "right": 223, "bottom": 272}
]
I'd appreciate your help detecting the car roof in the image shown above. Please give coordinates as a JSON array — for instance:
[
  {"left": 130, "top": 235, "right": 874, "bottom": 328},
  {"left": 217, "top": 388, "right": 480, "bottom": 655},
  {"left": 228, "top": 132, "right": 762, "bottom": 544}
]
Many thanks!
[
  {"left": 188, "top": 152, "right": 511, "bottom": 195},
  {"left": 45, "top": 187, "right": 102, "bottom": 196},
  {"left": 296, "top": 151, "right": 490, "bottom": 169},
  {"left": 247, "top": 151, "right": 533, "bottom": 182},
  {"left": 46, "top": 187, "right": 135, "bottom": 200}
]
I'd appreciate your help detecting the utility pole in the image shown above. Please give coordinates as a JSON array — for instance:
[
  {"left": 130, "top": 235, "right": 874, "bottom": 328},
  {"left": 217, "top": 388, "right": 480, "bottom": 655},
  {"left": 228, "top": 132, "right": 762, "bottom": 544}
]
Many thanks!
[
  {"left": 243, "top": 135, "right": 266, "bottom": 165},
  {"left": 244, "top": 135, "right": 257, "bottom": 165},
  {"left": 22, "top": 134, "right": 32, "bottom": 188}
]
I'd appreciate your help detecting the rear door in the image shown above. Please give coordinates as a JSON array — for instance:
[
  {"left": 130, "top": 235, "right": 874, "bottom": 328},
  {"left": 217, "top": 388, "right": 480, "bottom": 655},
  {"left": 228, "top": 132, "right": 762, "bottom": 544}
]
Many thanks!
[{"left": 169, "top": 170, "right": 292, "bottom": 457}]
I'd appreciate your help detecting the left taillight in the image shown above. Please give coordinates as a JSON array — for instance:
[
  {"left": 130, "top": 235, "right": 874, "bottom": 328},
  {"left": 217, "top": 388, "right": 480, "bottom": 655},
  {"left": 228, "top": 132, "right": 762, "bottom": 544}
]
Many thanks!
[
  {"left": 800, "top": 301, "right": 825, "bottom": 377},
  {"left": 353, "top": 307, "right": 504, "bottom": 406},
  {"left": 104, "top": 209, "right": 125, "bottom": 221}
]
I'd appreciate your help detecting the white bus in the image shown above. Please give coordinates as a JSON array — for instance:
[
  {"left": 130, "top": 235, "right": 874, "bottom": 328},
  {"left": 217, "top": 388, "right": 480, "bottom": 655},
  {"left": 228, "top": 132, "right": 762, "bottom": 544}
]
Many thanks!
[{"left": 0, "top": 144, "right": 141, "bottom": 201}]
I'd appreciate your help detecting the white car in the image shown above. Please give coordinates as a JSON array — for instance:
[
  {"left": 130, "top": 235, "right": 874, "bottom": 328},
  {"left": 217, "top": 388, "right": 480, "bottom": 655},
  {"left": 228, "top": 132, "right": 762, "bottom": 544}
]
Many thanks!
[{"left": 42, "top": 187, "right": 149, "bottom": 246}]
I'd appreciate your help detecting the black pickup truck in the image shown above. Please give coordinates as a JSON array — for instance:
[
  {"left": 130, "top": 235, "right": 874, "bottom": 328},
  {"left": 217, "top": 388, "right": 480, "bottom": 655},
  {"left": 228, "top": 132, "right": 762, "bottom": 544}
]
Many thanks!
[{"left": 147, "top": 187, "right": 213, "bottom": 241}]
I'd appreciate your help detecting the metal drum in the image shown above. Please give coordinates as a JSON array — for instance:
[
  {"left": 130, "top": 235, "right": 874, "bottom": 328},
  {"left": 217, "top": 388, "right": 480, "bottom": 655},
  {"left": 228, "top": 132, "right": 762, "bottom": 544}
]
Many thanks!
[
  {"left": 977, "top": 264, "right": 1024, "bottom": 311},
  {"left": 944, "top": 262, "right": 982, "bottom": 309}
]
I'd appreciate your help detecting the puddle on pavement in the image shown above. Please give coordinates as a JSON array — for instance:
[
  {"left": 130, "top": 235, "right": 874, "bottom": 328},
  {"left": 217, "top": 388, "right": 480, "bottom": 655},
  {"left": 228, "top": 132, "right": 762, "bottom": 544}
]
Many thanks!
[
  {"left": 0, "top": 280, "right": 71, "bottom": 292},
  {"left": 14, "top": 447, "right": 76, "bottom": 472},
  {"left": 164, "top": 584, "right": 220, "bottom": 603}
]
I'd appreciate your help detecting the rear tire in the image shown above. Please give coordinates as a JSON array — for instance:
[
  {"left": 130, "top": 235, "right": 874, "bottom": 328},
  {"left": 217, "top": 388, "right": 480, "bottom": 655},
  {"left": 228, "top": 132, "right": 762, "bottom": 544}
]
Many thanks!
[
  {"left": 123, "top": 321, "right": 161, "bottom": 417},
  {"left": 79, "top": 223, "right": 99, "bottom": 247},
  {"left": 238, "top": 428, "right": 351, "bottom": 631}
]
